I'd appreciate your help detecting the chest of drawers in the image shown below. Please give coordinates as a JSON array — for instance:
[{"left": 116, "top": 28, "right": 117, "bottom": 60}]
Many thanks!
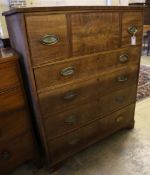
[
  {"left": 0, "top": 48, "right": 37, "bottom": 174},
  {"left": 3, "top": 6, "right": 144, "bottom": 169}
]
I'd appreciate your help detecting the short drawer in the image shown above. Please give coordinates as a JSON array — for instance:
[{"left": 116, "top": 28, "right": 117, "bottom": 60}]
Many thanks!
[
  {"left": 39, "top": 78, "right": 99, "bottom": 116},
  {"left": 0, "top": 132, "right": 35, "bottom": 175},
  {"left": 0, "top": 108, "right": 31, "bottom": 143},
  {"left": 25, "top": 14, "right": 69, "bottom": 66},
  {"left": 0, "top": 88, "right": 25, "bottom": 114},
  {"left": 48, "top": 104, "right": 135, "bottom": 165},
  {"left": 0, "top": 61, "right": 20, "bottom": 92},
  {"left": 34, "top": 47, "right": 140, "bottom": 91},
  {"left": 44, "top": 100, "right": 101, "bottom": 140},
  {"left": 122, "top": 12, "right": 143, "bottom": 46}
]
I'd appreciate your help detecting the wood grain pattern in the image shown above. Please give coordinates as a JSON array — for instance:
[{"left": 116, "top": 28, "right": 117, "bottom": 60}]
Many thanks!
[
  {"left": 0, "top": 62, "right": 20, "bottom": 92},
  {"left": 26, "top": 14, "right": 69, "bottom": 65},
  {"left": 3, "top": 7, "right": 144, "bottom": 170},
  {"left": 0, "top": 132, "right": 35, "bottom": 175},
  {"left": 0, "top": 49, "right": 37, "bottom": 174},
  {"left": 34, "top": 46, "right": 140, "bottom": 92},
  {"left": 48, "top": 104, "right": 135, "bottom": 165},
  {"left": 44, "top": 85, "right": 136, "bottom": 141},
  {"left": 39, "top": 78, "right": 99, "bottom": 116},
  {"left": 71, "top": 12, "right": 120, "bottom": 56},
  {"left": 0, "top": 108, "right": 31, "bottom": 144}
]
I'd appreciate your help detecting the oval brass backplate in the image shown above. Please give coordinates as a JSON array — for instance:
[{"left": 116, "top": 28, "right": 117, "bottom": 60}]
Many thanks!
[
  {"left": 40, "top": 34, "right": 59, "bottom": 45},
  {"left": 119, "top": 54, "right": 129, "bottom": 63}
]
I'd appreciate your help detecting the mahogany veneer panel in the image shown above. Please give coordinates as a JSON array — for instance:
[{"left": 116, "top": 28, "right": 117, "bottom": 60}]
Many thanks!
[
  {"left": 26, "top": 14, "right": 69, "bottom": 65},
  {"left": 71, "top": 12, "right": 120, "bottom": 56}
]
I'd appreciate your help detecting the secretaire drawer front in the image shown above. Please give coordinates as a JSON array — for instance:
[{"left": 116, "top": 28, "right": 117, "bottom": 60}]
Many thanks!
[
  {"left": 34, "top": 55, "right": 98, "bottom": 91},
  {"left": 0, "top": 88, "right": 25, "bottom": 114},
  {"left": 0, "top": 132, "right": 35, "bottom": 174},
  {"left": 39, "top": 79, "right": 99, "bottom": 116},
  {"left": 71, "top": 12, "right": 120, "bottom": 56},
  {"left": 49, "top": 104, "right": 135, "bottom": 164},
  {"left": 0, "top": 108, "right": 31, "bottom": 143},
  {"left": 122, "top": 12, "right": 143, "bottom": 46},
  {"left": 99, "top": 66, "right": 139, "bottom": 95},
  {"left": 0, "top": 62, "right": 20, "bottom": 92},
  {"left": 100, "top": 86, "right": 137, "bottom": 115},
  {"left": 44, "top": 101, "right": 101, "bottom": 140},
  {"left": 25, "top": 14, "right": 69, "bottom": 65}
]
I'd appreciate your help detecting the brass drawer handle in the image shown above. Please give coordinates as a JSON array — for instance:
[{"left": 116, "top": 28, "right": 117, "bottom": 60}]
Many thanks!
[
  {"left": 68, "top": 138, "right": 80, "bottom": 145},
  {"left": 116, "top": 115, "right": 124, "bottom": 123},
  {"left": 119, "top": 54, "right": 129, "bottom": 63},
  {"left": 64, "top": 115, "right": 78, "bottom": 125},
  {"left": 1, "top": 151, "right": 11, "bottom": 160},
  {"left": 115, "top": 96, "right": 124, "bottom": 103},
  {"left": 63, "top": 91, "right": 77, "bottom": 101},
  {"left": 128, "top": 25, "right": 138, "bottom": 36},
  {"left": 117, "top": 75, "right": 128, "bottom": 82},
  {"left": 40, "top": 34, "right": 59, "bottom": 45},
  {"left": 60, "top": 67, "right": 75, "bottom": 77}
]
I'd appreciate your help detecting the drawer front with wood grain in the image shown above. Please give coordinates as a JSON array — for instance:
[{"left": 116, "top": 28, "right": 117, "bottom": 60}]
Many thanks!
[
  {"left": 0, "top": 88, "right": 25, "bottom": 114},
  {"left": 0, "top": 108, "right": 31, "bottom": 143},
  {"left": 71, "top": 12, "right": 120, "bottom": 56},
  {"left": 99, "top": 65, "right": 139, "bottom": 95},
  {"left": 0, "top": 61, "right": 20, "bottom": 92},
  {"left": 0, "top": 132, "right": 35, "bottom": 175},
  {"left": 44, "top": 100, "right": 101, "bottom": 140},
  {"left": 34, "top": 47, "right": 140, "bottom": 91},
  {"left": 39, "top": 78, "right": 99, "bottom": 116},
  {"left": 48, "top": 104, "right": 135, "bottom": 164},
  {"left": 122, "top": 12, "right": 143, "bottom": 46},
  {"left": 26, "top": 14, "right": 69, "bottom": 66},
  {"left": 44, "top": 85, "right": 136, "bottom": 140},
  {"left": 100, "top": 85, "right": 137, "bottom": 115}
]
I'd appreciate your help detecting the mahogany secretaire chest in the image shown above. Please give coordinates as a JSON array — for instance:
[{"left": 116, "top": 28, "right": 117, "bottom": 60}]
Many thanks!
[
  {"left": 0, "top": 48, "right": 37, "bottom": 174},
  {"left": 3, "top": 6, "right": 144, "bottom": 169}
]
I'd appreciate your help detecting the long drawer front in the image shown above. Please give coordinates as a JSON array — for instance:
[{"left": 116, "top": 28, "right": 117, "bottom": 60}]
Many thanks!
[
  {"left": 48, "top": 104, "right": 135, "bottom": 165},
  {"left": 44, "top": 85, "right": 137, "bottom": 140}
]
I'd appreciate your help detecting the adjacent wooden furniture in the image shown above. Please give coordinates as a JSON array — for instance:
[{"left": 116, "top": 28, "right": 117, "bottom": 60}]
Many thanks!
[
  {"left": 0, "top": 48, "right": 37, "bottom": 174},
  {"left": 3, "top": 6, "right": 144, "bottom": 170}
]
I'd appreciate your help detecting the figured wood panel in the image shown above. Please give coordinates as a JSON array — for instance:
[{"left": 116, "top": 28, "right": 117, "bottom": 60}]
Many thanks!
[
  {"left": 0, "top": 88, "right": 25, "bottom": 114},
  {"left": 71, "top": 12, "right": 120, "bottom": 56},
  {"left": 44, "top": 101, "right": 101, "bottom": 140},
  {"left": 48, "top": 104, "right": 135, "bottom": 164},
  {"left": 0, "top": 108, "right": 31, "bottom": 144},
  {"left": 26, "top": 14, "right": 69, "bottom": 66},
  {"left": 39, "top": 78, "right": 99, "bottom": 116},
  {"left": 34, "top": 47, "right": 140, "bottom": 92},
  {"left": 0, "top": 61, "right": 20, "bottom": 92},
  {"left": 122, "top": 12, "right": 143, "bottom": 46},
  {"left": 0, "top": 132, "right": 35, "bottom": 175}
]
